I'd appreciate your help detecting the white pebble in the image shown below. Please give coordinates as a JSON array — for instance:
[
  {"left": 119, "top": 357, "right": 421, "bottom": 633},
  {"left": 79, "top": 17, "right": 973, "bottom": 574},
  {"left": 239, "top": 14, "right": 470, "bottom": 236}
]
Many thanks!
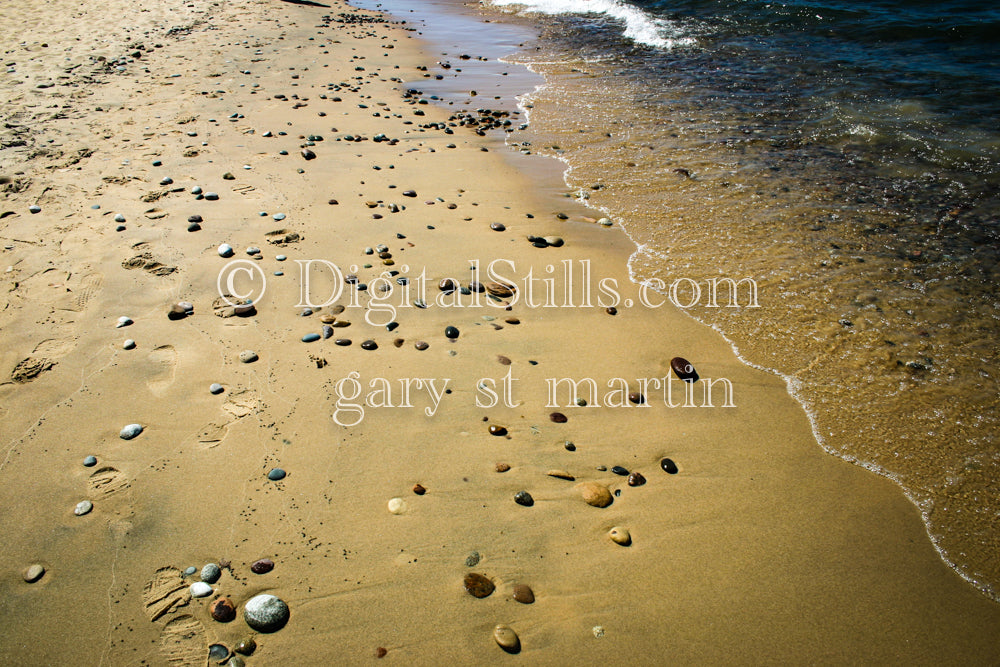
[
  {"left": 218, "top": 244, "right": 234, "bottom": 258},
  {"left": 190, "top": 582, "right": 213, "bottom": 598},
  {"left": 387, "top": 497, "right": 406, "bottom": 514},
  {"left": 119, "top": 423, "right": 143, "bottom": 440},
  {"left": 210, "top": 383, "right": 224, "bottom": 394},
  {"left": 74, "top": 500, "right": 93, "bottom": 516},
  {"left": 123, "top": 339, "right": 136, "bottom": 350},
  {"left": 116, "top": 316, "right": 133, "bottom": 328}
]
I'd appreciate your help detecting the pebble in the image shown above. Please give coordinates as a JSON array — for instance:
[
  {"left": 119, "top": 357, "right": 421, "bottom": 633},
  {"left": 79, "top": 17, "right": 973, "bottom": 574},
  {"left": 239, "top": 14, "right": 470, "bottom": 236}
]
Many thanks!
[
  {"left": 445, "top": 325, "right": 459, "bottom": 339},
  {"left": 119, "top": 423, "right": 143, "bottom": 440},
  {"left": 335, "top": 338, "right": 352, "bottom": 346},
  {"left": 593, "top": 626, "right": 605, "bottom": 638},
  {"left": 235, "top": 637, "right": 257, "bottom": 655},
  {"left": 188, "top": 215, "right": 203, "bottom": 223},
  {"left": 302, "top": 333, "right": 320, "bottom": 343},
  {"left": 322, "top": 325, "right": 334, "bottom": 339},
  {"left": 267, "top": 468, "right": 286, "bottom": 481},
  {"left": 550, "top": 412, "right": 568, "bottom": 423},
  {"left": 547, "top": 470, "right": 574, "bottom": 481},
  {"left": 116, "top": 316, "right": 133, "bottom": 328},
  {"left": 123, "top": 339, "right": 136, "bottom": 350},
  {"left": 23, "top": 564, "right": 45, "bottom": 583},
  {"left": 599, "top": 218, "right": 613, "bottom": 226},
  {"left": 629, "top": 392, "right": 645, "bottom": 405},
  {"left": 208, "top": 644, "right": 230, "bottom": 663},
  {"left": 412, "top": 483, "right": 426, "bottom": 495},
  {"left": 463, "top": 572, "right": 495, "bottom": 598},
  {"left": 74, "top": 500, "right": 93, "bottom": 516},
  {"left": 190, "top": 581, "right": 213, "bottom": 598},
  {"left": 578, "top": 482, "right": 613, "bottom": 508},
  {"left": 187, "top": 223, "right": 201, "bottom": 232},
  {"left": 244, "top": 594, "right": 290, "bottom": 632},
  {"left": 360, "top": 340, "right": 378, "bottom": 350},
  {"left": 565, "top": 441, "right": 577, "bottom": 451},
  {"left": 168, "top": 303, "right": 190, "bottom": 320},
  {"left": 183, "top": 566, "right": 197, "bottom": 576},
  {"left": 608, "top": 526, "right": 631, "bottom": 546},
  {"left": 542, "top": 236, "right": 564, "bottom": 247},
  {"left": 414, "top": 341, "right": 429, "bottom": 350},
  {"left": 276, "top": 254, "right": 287, "bottom": 261},
  {"left": 497, "top": 355, "right": 511, "bottom": 365},
  {"left": 660, "top": 458, "right": 679, "bottom": 474},
  {"left": 512, "top": 584, "right": 534, "bottom": 604},
  {"left": 218, "top": 244, "right": 234, "bottom": 258},
  {"left": 114, "top": 213, "right": 126, "bottom": 222},
  {"left": 239, "top": 350, "right": 258, "bottom": 363},
  {"left": 387, "top": 497, "right": 406, "bottom": 514},
  {"left": 490, "top": 222, "right": 505, "bottom": 231},
  {"left": 493, "top": 625, "right": 520, "bottom": 653},
  {"left": 488, "top": 425, "right": 507, "bottom": 436},
  {"left": 201, "top": 563, "right": 222, "bottom": 583},
  {"left": 251, "top": 558, "right": 275, "bottom": 574},
  {"left": 272, "top": 213, "right": 286, "bottom": 221},
  {"left": 671, "top": 356, "right": 698, "bottom": 381},
  {"left": 205, "top": 192, "right": 219, "bottom": 201},
  {"left": 160, "top": 177, "right": 174, "bottom": 186},
  {"left": 495, "top": 462, "right": 510, "bottom": 473},
  {"left": 628, "top": 472, "right": 646, "bottom": 486},
  {"left": 301, "top": 148, "right": 316, "bottom": 160},
  {"left": 29, "top": 205, "right": 41, "bottom": 214},
  {"left": 465, "top": 551, "right": 481, "bottom": 567},
  {"left": 611, "top": 466, "right": 629, "bottom": 476},
  {"left": 192, "top": 186, "right": 203, "bottom": 195},
  {"left": 227, "top": 656, "right": 245, "bottom": 667},
  {"left": 211, "top": 597, "right": 237, "bottom": 622},
  {"left": 83, "top": 455, "right": 97, "bottom": 467},
  {"left": 514, "top": 490, "right": 534, "bottom": 507},
  {"left": 210, "top": 383, "right": 224, "bottom": 394}
]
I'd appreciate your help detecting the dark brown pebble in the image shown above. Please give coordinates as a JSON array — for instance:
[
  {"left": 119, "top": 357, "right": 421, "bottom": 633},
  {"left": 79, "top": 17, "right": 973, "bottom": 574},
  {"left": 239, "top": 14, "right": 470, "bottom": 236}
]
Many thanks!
[
  {"left": 439, "top": 278, "right": 456, "bottom": 292},
  {"left": 328, "top": 199, "right": 339, "bottom": 205},
  {"left": 497, "top": 355, "right": 511, "bottom": 365},
  {"left": 495, "top": 462, "right": 510, "bottom": 473},
  {"left": 301, "top": 148, "right": 316, "bottom": 160},
  {"left": 393, "top": 338, "right": 404, "bottom": 347},
  {"left": 210, "top": 597, "right": 237, "bottom": 623},
  {"left": 413, "top": 483, "right": 426, "bottom": 495},
  {"left": 490, "top": 222, "right": 506, "bottom": 231},
  {"left": 414, "top": 341, "right": 429, "bottom": 350},
  {"left": 167, "top": 304, "right": 189, "bottom": 320},
  {"left": 251, "top": 558, "right": 274, "bottom": 574},
  {"left": 376, "top": 647, "right": 388, "bottom": 659},
  {"left": 661, "top": 458, "right": 679, "bottom": 474},
  {"left": 464, "top": 572, "right": 495, "bottom": 598},
  {"left": 504, "top": 317, "right": 520, "bottom": 325},
  {"left": 335, "top": 338, "right": 352, "bottom": 346},
  {"left": 671, "top": 357, "right": 698, "bottom": 381},
  {"left": 361, "top": 340, "right": 378, "bottom": 350},
  {"left": 627, "top": 471, "right": 646, "bottom": 486},
  {"left": 611, "top": 465, "right": 629, "bottom": 476},
  {"left": 606, "top": 306, "right": 618, "bottom": 315},
  {"left": 187, "top": 215, "right": 203, "bottom": 223},
  {"left": 550, "top": 412, "right": 567, "bottom": 423},
  {"left": 513, "top": 490, "right": 534, "bottom": 507},
  {"left": 489, "top": 425, "right": 507, "bottom": 436},
  {"left": 512, "top": 584, "right": 534, "bottom": 604},
  {"left": 628, "top": 392, "right": 645, "bottom": 404},
  {"left": 403, "top": 190, "right": 417, "bottom": 197},
  {"left": 445, "top": 325, "right": 459, "bottom": 339}
]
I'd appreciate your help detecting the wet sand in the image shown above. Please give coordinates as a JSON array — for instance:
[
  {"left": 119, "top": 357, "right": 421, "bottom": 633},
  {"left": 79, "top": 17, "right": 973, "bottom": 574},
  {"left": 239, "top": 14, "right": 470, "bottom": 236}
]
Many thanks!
[{"left": 0, "top": 0, "right": 998, "bottom": 664}]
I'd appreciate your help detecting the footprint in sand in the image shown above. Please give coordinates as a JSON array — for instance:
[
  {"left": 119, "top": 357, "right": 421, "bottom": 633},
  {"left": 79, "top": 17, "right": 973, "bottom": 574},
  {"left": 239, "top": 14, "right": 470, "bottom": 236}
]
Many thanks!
[
  {"left": 142, "top": 567, "right": 190, "bottom": 622},
  {"left": 70, "top": 272, "right": 103, "bottom": 312},
  {"left": 87, "top": 466, "right": 131, "bottom": 498},
  {"left": 160, "top": 615, "right": 208, "bottom": 666},
  {"left": 146, "top": 345, "right": 177, "bottom": 396},
  {"left": 9, "top": 338, "right": 75, "bottom": 383}
]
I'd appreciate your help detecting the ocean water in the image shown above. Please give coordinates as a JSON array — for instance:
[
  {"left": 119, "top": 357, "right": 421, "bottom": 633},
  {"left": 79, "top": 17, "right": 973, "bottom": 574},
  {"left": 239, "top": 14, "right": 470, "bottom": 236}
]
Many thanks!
[{"left": 359, "top": 0, "right": 1000, "bottom": 599}]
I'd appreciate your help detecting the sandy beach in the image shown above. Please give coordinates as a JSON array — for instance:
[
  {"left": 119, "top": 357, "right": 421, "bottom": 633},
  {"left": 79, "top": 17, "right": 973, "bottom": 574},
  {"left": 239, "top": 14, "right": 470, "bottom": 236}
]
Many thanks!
[{"left": 1, "top": 0, "right": 999, "bottom": 664}]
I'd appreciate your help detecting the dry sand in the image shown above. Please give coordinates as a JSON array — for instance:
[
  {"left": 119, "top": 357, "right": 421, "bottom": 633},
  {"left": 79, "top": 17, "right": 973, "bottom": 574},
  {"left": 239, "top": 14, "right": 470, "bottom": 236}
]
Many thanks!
[{"left": 1, "top": 0, "right": 998, "bottom": 664}]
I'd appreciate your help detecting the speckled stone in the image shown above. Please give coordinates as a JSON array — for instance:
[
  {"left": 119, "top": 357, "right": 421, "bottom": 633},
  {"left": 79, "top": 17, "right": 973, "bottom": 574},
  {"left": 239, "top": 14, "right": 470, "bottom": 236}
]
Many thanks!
[
  {"left": 250, "top": 558, "right": 274, "bottom": 575},
  {"left": 211, "top": 597, "right": 237, "bottom": 622},
  {"left": 74, "top": 500, "right": 93, "bottom": 516},
  {"left": 493, "top": 625, "right": 520, "bottom": 653},
  {"left": 463, "top": 572, "right": 495, "bottom": 598},
  {"left": 243, "top": 594, "right": 290, "bottom": 632},
  {"left": 513, "top": 491, "right": 534, "bottom": 507},
  {"left": 239, "top": 350, "right": 258, "bottom": 363},
  {"left": 201, "top": 563, "right": 221, "bottom": 583}
]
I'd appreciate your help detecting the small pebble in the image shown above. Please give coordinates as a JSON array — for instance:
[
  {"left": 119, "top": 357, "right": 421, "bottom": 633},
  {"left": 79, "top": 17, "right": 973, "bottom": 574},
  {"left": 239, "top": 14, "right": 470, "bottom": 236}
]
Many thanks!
[
  {"left": 272, "top": 213, "right": 286, "bottom": 221},
  {"left": 628, "top": 472, "right": 647, "bottom": 486},
  {"left": 205, "top": 192, "right": 219, "bottom": 201},
  {"left": 114, "top": 213, "right": 126, "bottom": 223},
  {"left": 445, "top": 325, "right": 459, "bottom": 339},
  {"left": 465, "top": 551, "right": 481, "bottom": 567},
  {"left": 302, "top": 333, "right": 320, "bottom": 343},
  {"left": 83, "top": 455, "right": 97, "bottom": 467},
  {"left": 29, "top": 205, "right": 41, "bottom": 214},
  {"left": 276, "top": 254, "right": 287, "bottom": 261},
  {"left": 463, "top": 572, "right": 495, "bottom": 598},
  {"left": 239, "top": 350, "right": 258, "bottom": 363},
  {"left": 660, "top": 458, "right": 679, "bottom": 474},
  {"left": 208, "top": 644, "right": 229, "bottom": 662},
  {"left": 218, "top": 244, "right": 234, "bottom": 258},
  {"left": 375, "top": 647, "right": 387, "bottom": 659},
  {"left": 550, "top": 412, "right": 568, "bottom": 423},
  {"left": 211, "top": 597, "right": 237, "bottom": 622},
  {"left": 578, "top": 482, "right": 613, "bottom": 508},
  {"left": 611, "top": 466, "right": 629, "bottom": 476},
  {"left": 116, "top": 316, "right": 133, "bottom": 328},
  {"left": 235, "top": 637, "right": 257, "bottom": 655},
  {"left": 250, "top": 558, "right": 274, "bottom": 574},
  {"left": 201, "top": 563, "right": 222, "bottom": 583},
  {"left": 190, "top": 582, "right": 212, "bottom": 598},
  {"left": 547, "top": 470, "right": 574, "bottom": 481},
  {"left": 243, "top": 594, "right": 290, "bottom": 632},
  {"left": 267, "top": 468, "right": 286, "bottom": 481},
  {"left": 671, "top": 356, "right": 698, "bottom": 381},
  {"left": 74, "top": 500, "right": 93, "bottom": 516},
  {"left": 414, "top": 341, "right": 429, "bottom": 350},
  {"left": 493, "top": 625, "right": 520, "bottom": 653},
  {"left": 210, "top": 383, "right": 224, "bottom": 394},
  {"left": 119, "top": 424, "right": 143, "bottom": 440},
  {"left": 495, "top": 462, "right": 510, "bottom": 473},
  {"left": 23, "top": 564, "right": 45, "bottom": 583},
  {"left": 497, "top": 355, "right": 511, "bottom": 365},
  {"left": 609, "top": 526, "right": 631, "bottom": 546},
  {"left": 593, "top": 626, "right": 605, "bottom": 639},
  {"left": 512, "top": 584, "right": 534, "bottom": 604},
  {"left": 183, "top": 566, "right": 197, "bottom": 576},
  {"left": 360, "top": 340, "right": 378, "bottom": 350},
  {"left": 490, "top": 222, "right": 505, "bottom": 231},
  {"left": 488, "top": 425, "right": 507, "bottom": 436},
  {"left": 412, "top": 483, "right": 426, "bottom": 495},
  {"left": 123, "top": 339, "right": 136, "bottom": 350},
  {"left": 227, "top": 656, "right": 245, "bottom": 667},
  {"left": 387, "top": 497, "right": 406, "bottom": 514},
  {"left": 514, "top": 490, "right": 534, "bottom": 507}
]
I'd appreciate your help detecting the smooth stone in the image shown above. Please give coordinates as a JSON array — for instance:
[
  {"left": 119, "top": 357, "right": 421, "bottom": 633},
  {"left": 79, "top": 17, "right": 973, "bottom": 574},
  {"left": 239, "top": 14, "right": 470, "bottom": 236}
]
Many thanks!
[
  {"left": 210, "top": 383, "right": 224, "bottom": 395},
  {"left": 301, "top": 148, "right": 316, "bottom": 160},
  {"left": 74, "top": 500, "right": 93, "bottom": 516},
  {"left": 276, "top": 254, "right": 287, "bottom": 261},
  {"left": 493, "top": 625, "right": 520, "bottom": 653},
  {"left": 190, "top": 581, "right": 213, "bottom": 597},
  {"left": 116, "top": 316, "right": 133, "bottom": 328},
  {"left": 234, "top": 304, "right": 256, "bottom": 317},
  {"left": 29, "top": 205, "right": 41, "bottom": 214},
  {"left": 227, "top": 657, "right": 245, "bottom": 667},
  {"left": 335, "top": 338, "right": 352, "bottom": 346},
  {"left": 599, "top": 217, "right": 613, "bottom": 226},
  {"left": 211, "top": 597, "right": 237, "bottom": 623},
  {"left": 387, "top": 497, "right": 406, "bottom": 514},
  {"left": 243, "top": 594, "right": 290, "bottom": 632},
  {"left": 609, "top": 526, "right": 632, "bottom": 546},
  {"left": 444, "top": 326, "right": 459, "bottom": 339},
  {"left": 661, "top": 458, "right": 679, "bottom": 474},
  {"left": 183, "top": 566, "right": 198, "bottom": 576},
  {"left": 497, "top": 355, "right": 511, "bottom": 365},
  {"left": 239, "top": 350, "right": 258, "bottom": 363},
  {"left": 438, "top": 278, "right": 456, "bottom": 292},
  {"left": 412, "top": 483, "right": 426, "bottom": 495},
  {"left": 578, "top": 482, "right": 613, "bottom": 508},
  {"left": 246, "top": 247, "right": 261, "bottom": 256},
  {"left": 23, "top": 564, "right": 45, "bottom": 583},
  {"left": 495, "top": 462, "right": 510, "bottom": 473},
  {"left": 512, "top": 584, "right": 534, "bottom": 604},
  {"left": 114, "top": 213, "right": 126, "bottom": 222},
  {"left": 188, "top": 215, "right": 203, "bottom": 223},
  {"left": 463, "top": 572, "right": 495, "bottom": 598},
  {"left": 160, "top": 177, "right": 174, "bottom": 185},
  {"left": 251, "top": 558, "right": 275, "bottom": 574},
  {"left": 218, "top": 244, "right": 234, "bottom": 258},
  {"left": 267, "top": 468, "right": 286, "bottom": 481},
  {"left": 235, "top": 637, "right": 257, "bottom": 655},
  {"left": 547, "top": 470, "right": 574, "bottom": 481},
  {"left": 83, "top": 455, "right": 97, "bottom": 467},
  {"left": 628, "top": 471, "right": 647, "bottom": 486},
  {"left": 550, "top": 412, "right": 568, "bottom": 423},
  {"left": 119, "top": 423, "right": 143, "bottom": 440},
  {"left": 191, "top": 186, "right": 203, "bottom": 195},
  {"left": 488, "top": 425, "right": 507, "bottom": 436},
  {"left": 201, "top": 563, "right": 221, "bottom": 583},
  {"left": 168, "top": 303, "right": 190, "bottom": 320},
  {"left": 360, "top": 340, "right": 377, "bottom": 350},
  {"left": 402, "top": 190, "right": 417, "bottom": 197},
  {"left": 272, "top": 213, "right": 286, "bottom": 221},
  {"left": 671, "top": 356, "right": 698, "bottom": 381},
  {"left": 123, "top": 339, "right": 136, "bottom": 350},
  {"left": 513, "top": 490, "right": 534, "bottom": 507},
  {"left": 322, "top": 325, "right": 334, "bottom": 339},
  {"left": 414, "top": 341, "right": 429, "bottom": 350},
  {"left": 116, "top": 225, "right": 127, "bottom": 232},
  {"left": 490, "top": 222, "right": 505, "bottom": 231},
  {"left": 611, "top": 465, "right": 629, "bottom": 476},
  {"left": 302, "top": 333, "right": 320, "bottom": 343},
  {"left": 542, "top": 236, "right": 564, "bottom": 247},
  {"left": 205, "top": 192, "right": 219, "bottom": 200},
  {"left": 565, "top": 441, "right": 577, "bottom": 451},
  {"left": 629, "top": 392, "right": 645, "bottom": 404},
  {"left": 187, "top": 223, "right": 201, "bottom": 232},
  {"left": 208, "top": 643, "right": 229, "bottom": 661}
]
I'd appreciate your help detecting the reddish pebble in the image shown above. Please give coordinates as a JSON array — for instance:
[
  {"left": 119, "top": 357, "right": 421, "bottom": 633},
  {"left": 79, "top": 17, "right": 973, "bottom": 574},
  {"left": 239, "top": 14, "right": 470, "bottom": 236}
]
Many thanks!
[
  {"left": 464, "top": 572, "right": 495, "bottom": 598},
  {"left": 671, "top": 357, "right": 698, "bottom": 381},
  {"left": 210, "top": 597, "right": 237, "bottom": 623},
  {"left": 497, "top": 355, "right": 511, "bottom": 365},
  {"left": 627, "top": 472, "right": 647, "bottom": 487},
  {"left": 489, "top": 425, "right": 508, "bottom": 436},
  {"left": 376, "top": 647, "right": 388, "bottom": 658},
  {"left": 606, "top": 307, "right": 618, "bottom": 315},
  {"left": 250, "top": 558, "right": 274, "bottom": 574},
  {"left": 549, "top": 412, "right": 568, "bottom": 423},
  {"left": 512, "top": 584, "right": 534, "bottom": 604},
  {"left": 495, "top": 462, "right": 510, "bottom": 473}
]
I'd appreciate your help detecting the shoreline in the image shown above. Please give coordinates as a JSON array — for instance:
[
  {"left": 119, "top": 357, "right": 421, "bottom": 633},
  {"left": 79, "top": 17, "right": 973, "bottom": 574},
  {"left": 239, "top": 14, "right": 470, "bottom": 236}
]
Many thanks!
[{"left": 1, "top": 0, "right": 999, "bottom": 663}]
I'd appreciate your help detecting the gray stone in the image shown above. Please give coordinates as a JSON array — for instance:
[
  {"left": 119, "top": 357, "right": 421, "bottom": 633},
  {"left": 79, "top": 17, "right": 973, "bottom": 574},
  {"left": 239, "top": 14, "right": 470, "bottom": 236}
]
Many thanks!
[
  {"left": 243, "top": 594, "right": 289, "bottom": 632},
  {"left": 201, "top": 563, "right": 221, "bottom": 584},
  {"left": 74, "top": 500, "right": 93, "bottom": 516},
  {"left": 210, "top": 383, "right": 224, "bottom": 394},
  {"left": 83, "top": 455, "right": 97, "bottom": 467},
  {"left": 119, "top": 424, "right": 143, "bottom": 440}
]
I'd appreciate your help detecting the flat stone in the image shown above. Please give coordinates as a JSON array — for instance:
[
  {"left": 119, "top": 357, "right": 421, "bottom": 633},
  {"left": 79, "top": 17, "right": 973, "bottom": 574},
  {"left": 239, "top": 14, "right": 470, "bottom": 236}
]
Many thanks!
[
  {"left": 671, "top": 356, "right": 698, "bottom": 381},
  {"left": 267, "top": 468, "right": 286, "bottom": 481},
  {"left": 201, "top": 563, "right": 221, "bottom": 583},
  {"left": 360, "top": 340, "right": 377, "bottom": 350},
  {"left": 463, "top": 572, "right": 495, "bottom": 598},
  {"left": 549, "top": 412, "right": 568, "bottom": 423},
  {"left": 414, "top": 341, "right": 429, "bottom": 350},
  {"left": 208, "top": 644, "right": 229, "bottom": 662},
  {"left": 250, "top": 558, "right": 274, "bottom": 574},
  {"left": 23, "top": 564, "right": 45, "bottom": 583},
  {"left": 190, "top": 581, "right": 213, "bottom": 598},
  {"left": 546, "top": 470, "right": 574, "bottom": 481},
  {"left": 512, "top": 584, "right": 534, "bottom": 604},
  {"left": 211, "top": 597, "right": 237, "bottom": 622},
  {"left": 577, "top": 482, "right": 613, "bottom": 508},
  {"left": 244, "top": 594, "right": 290, "bottom": 632},
  {"left": 120, "top": 424, "right": 143, "bottom": 440},
  {"left": 609, "top": 526, "right": 631, "bottom": 546},
  {"left": 239, "top": 350, "right": 258, "bottom": 363},
  {"left": 493, "top": 625, "right": 520, "bottom": 653},
  {"left": 490, "top": 222, "right": 505, "bottom": 231},
  {"left": 74, "top": 500, "right": 93, "bottom": 516},
  {"left": 302, "top": 333, "right": 320, "bottom": 343},
  {"left": 611, "top": 466, "right": 629, "bottom": 476},
  {"left": 83, "top": 455, "right": 97, "bottom": 467},
  {"left": 497, "top": 355, "right": 511, "bottom": 365}
]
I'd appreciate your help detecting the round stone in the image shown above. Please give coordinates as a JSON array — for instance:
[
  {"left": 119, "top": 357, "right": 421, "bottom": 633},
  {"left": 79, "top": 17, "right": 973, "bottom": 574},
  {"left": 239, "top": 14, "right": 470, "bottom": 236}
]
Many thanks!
[
  {"left": 244, "top": 594, "right": 290, "bottom": 632},
  {"left": 488, "top": 425, "right": 507, "bottom": 436},
  {"left": 208, "top": 643, "right": 229, "bottom": 662},
  {"left": 444, "top": 326, "right": 459, "bottom": 339},
  {"left": 272, "top": 213, "right": 286, "bottom": 221},
  {"left": 628, "top": 392, "right": 645, "bottom": 404},
  {"left": 83, "top": 455, "right": 97, "bottom": 467},
  {"left": 211, "top": 597, "right": 237, "bottom": 622},
  {"left": 512, "top": 584, "right": 534, "bottom": 604},
  {"left": 123, "top": 339, "right": 136, "bottom": 350},
  {"left": 160, "top": 177, "right": 173, "bottom": 186},
  {"left": 183, "top": 566, "right": 198, "bottom": 576},
  {"left": 661, "top": 458, "right": 679, "bottom": 474},
  {"left": 493, "top": 625, "right": 520, "bottom": 653},
  {"left": 301, "top": 333, "right": 320, "bottom": 343},
  {"left": 360, "top": 340, "right": 377, "bottom": 350},
  {"left": 267, "top": 468, "right": 286, "bottom": 481},
  {"left": 276, "top": 254, "right": 286, "bottom": 261},
  {"left": 628, "top": 472, "right": 647, "bottom": 486},
  {"left": 609, "top": 526, "right": 632, "bottom": 546},
  {"left": 191, "top": 186, "right": 203, "bottom": 195},
  {"left": 513, "top": 491, "right": 534, "bottom": 507},
  {"left": 201, "top": 563, "right": 221, "bottom": 583},
  {"left": 578, "top": 482, "right": 613, "bottom": 508},
  {"left": 190, "top": 581, "right": 213, "bottom": 598},
  {"left": 239, "top": 350, "right": 258, "bottom": 363},
  {"left": 549, "top": 412, "right": 568, "bottom": 423},
  {"left": 210, "top": 383, "right": 224, "bottom": 395},
  {"left": 116, "top": 316, "right": 133, "bottom": 328},
  {"left": 235, "top": 637, "right": 257, "bottom": 655},
  {"left": 119, "top": 424, "right": 143, "bottom": 440},
  {"left": 490, "top": 222, "right": 505, "bottom": 231},
  {"left": 671, "top": 357, "right": 698, "bottom": 381},
  {"left": 250, "top": 558, "right": 274, "bottom": 575},
  {"left": 23, "top": 564, "right": 45, "bottom": 583},
  {"left": 29, "top": 205, "right": 41, "bottom": 214},
  {"left": 218, "top": 244, "right": 234, "bottom": 258},
  {"left": 74, "top": 500, "right": 93, "bottom": 515},
  {"left": 463, "top": 572, "right": 495, "bottom": 598},
  {"left": 387, "top": 497, "right": 406, "bottom": 514}
]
